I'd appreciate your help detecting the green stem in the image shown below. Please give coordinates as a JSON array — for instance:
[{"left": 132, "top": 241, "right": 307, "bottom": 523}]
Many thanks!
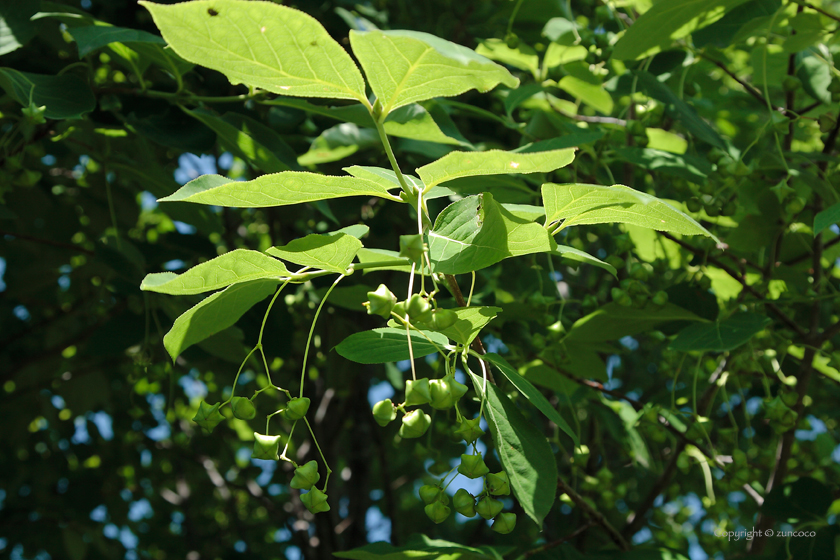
[
  {"left": 222, "top": 345, "right": 260, "bottom": 406},
  {"left": 304, "top": 417, "right": 332, "bottom": 490},
  {"left": 372, "top": 115, "right": 412, "bottom": 196},
  {"left": 299, "top": 275, "right": 344, "bottom": 397}
]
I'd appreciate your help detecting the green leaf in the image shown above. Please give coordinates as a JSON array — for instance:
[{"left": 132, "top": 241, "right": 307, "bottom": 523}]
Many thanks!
[
  {"left": 0, "top": 68, "right": 96, "bottom": 120},
  {"left": 164, "top": 279, "right": 278, "bottom": 360},
  {"left": 0, "top": 3, "right": 38, "bottom": 56},
  {"left": 349, "top": 29, "right": 518, "bottom": 116},
  {"left": 140, "top": 0, "right": 367, "bottom": 102},
  {"left": 612, "top": 0, "right": 751, "bottom": 60},
  {"left": 543, "top": 43, "right": 588, "bottom": 71},
  {"left": 344, "top": 165, "right": 425, "bottom": 193},
  {"left": 475, "top": 38, "right": 540, "bottom": 79},
  {"left": 334, "top": 537, "right": 493, "bottom": 560},
  {"left": 542, "top": 183, "right": 715, "bottom": 239},
  {"left": 298, "top": 123, "right": 379, "bottom": 166},
  {"left": 761, "top": 477, "right": 832, "bottom": 521},
  {"left": 417, "top": 148, "right": 575, "bottom": 189},
  {"left": 434, "top": 306, "right": 501, "bottom": 345},
  {"left": 613, "top": 147, "right": 713, "bottom": 183},
  {"left": 141, "top": 249, "right": 290, "bottom": 295},
  {"left": 634, "top": 71, "right": 725, "bottom": 149},
  {"left": 565, "top": 302, "right": 707, "bottom": 343},
  {"left": 553, "top": 245, "right": 617, "bottom": 277},
  {"left": 428, "top": 193, "right": 557, "bottom": 275},
  {"left": 185, "top": 108, "right": 299, "bottom": 173},
  {"left": 158, "top": 172, "right": 403, "bottom": 207},
  {"left": 267, "top": 232, "right": 362, "bottom": 273},
  {"left": 556, "top": 63, "right": 614, "bottom": 115},
  {"left": 68, "top": 24, "right": 165, "bottom": 57},
  {"left": 814, "top": 202, "right": 840, "bottom": 236},
  {"left": 669, "top": 313, "right": 770, "bottom": 352},
  {"left": 483, "top": 353, "right": 578, "bottom": 446},
  {"left": 692, "top": 0, "right": 781, "bottom": 48},
  {"left": 505, "top": 83, "right": 543, "bottom": 115},
  {"left": 335, "top": 328, "right": 449, "bottom": 364},
  {"left": 469, "top": 371, "right": 558, "bottom": 527}
]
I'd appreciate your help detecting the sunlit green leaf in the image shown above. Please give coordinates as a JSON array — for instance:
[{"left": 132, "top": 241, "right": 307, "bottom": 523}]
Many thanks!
[
  {"left": 159, "top": 172, "right": 403, "bottom": 207},
  {"left": 417, "top": 148, "right": 575, "bottom": 189},
  {"left": 433, "top": 306, "right": 501, "bottom": 346},
  {"left": 349, "top": 29, "right": 518, "bottom": 116},
  {"left": 267, "top": 232, "right": 362, "bottom": 273},
  {"left": 542, "top": 183, "right": 715, "bottom": 238},
  {"left": 140, "top": 0, "right": 367, "bottom": 101},
  {"left": 475, "top": 38, "right": 539, "bottom": 79},
  {"left": 141, "top": 249, "right": 291, "bottom": 295}
]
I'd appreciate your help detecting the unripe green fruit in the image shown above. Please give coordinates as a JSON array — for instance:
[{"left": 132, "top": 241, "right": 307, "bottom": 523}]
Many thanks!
[
  {"left": 458, "top": 454, "right": 490, "bottom": 479},
  {"left": 454, "top": 417, "right": 484, "bottom": 444},
  {"left": 492, "top": 512, "right": 517, "bottom": 534},
  {"left": 782, "top": 76, "right": 801, "bottom": 92},
  {"left": 392, "top": 301, "right": 407, "bottom": 322},
  {"left": 284, "top": 397, "right": 310, "bottom": 421},
  {"left": 611, "top": 287, "right": 626, "bottom": 301},
  {"left": 300, "top": 487, "right": 330, "bottom": 513},
  {"left": 686, "top": 198, "right": 703, "bottom": 213},
  {"left": 634, "top": 134, "right": 649, "bottom": 148},
  {"left": 405, "top": 378, "right": 432, "bottom": 406},
  {"left": 372, "top": 399, "right": 397, "bottom": 426},
  {"left": 400, "top": 409, "right": 431, "bottom": 438},
  {"left": 406, "top": 294, "right": 433, "bottom": 323},
  {"left": 651, "top": 291, "right": 669, "bottom": 306},
  {"left": 721, "top": 201, "right": 737, "bottom": 216},
  {"left": 707, "top": 148, "right": 727, "bottom": 164},
  {"left": 399, "top": 234, "right": 425, "bottom": 263},
  {"left": 364, "top": 284, "right": 397, "bottom": 318},
  {"left": 704, "top": 203, "right": 721, "bottom": 217},
  {"left": 453, "top": 488, "right": 476, "bottom": 516},
  {"left": 725, "top": 161, "right": 751, "bottom": 177},
  {"left": 780, "top": 391, "right": 798, "bottom": 408},
  {"left": 425, "top": 500, "right": 450, "bottom": 524},
  {"left": 428, "top": 309, "right": 457, "bottom": 330},
  {"left": 252, "top": 433, "right": 281, "bottom": 460},
  {"left": 786, "top": 197, "right": 806, "bottom": 215},
  {"left": 818, "top": 113, "right": 836, "bottom": 134},
  {"left": 505, "top": 33, "right": 519, "bottom": 49},
  {"left": 476, "top": 496, "right": 504, "bottom": 520},
  {"left": 193, "top": 401, "right": 225, "bottom": 433},
  {"left": 419, "top": 485, "right": 444, "bottom": 504},
  {"left": 429, "top": 374, "right": 468, "bottom": 410},
  {"left": 487, "top": 471, "right": 510, "bottom": 496},
  {"left": 605, "top": 255, "right": 625, "bottom": 270},
  {"left": 290, "top": 460, "right": 320, "bottom": 490},
  {"left": 231, "top": 397, "right": 256, "bottom": 420},
  {"left": 699, "top": 181, "right": 716, "bottom": 195},
  {"left": 629, "top": 262, "right": 651, "bottom": 281}
]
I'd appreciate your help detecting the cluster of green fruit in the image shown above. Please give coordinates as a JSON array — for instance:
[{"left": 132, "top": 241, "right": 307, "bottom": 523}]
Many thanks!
[
  {"left": 364, "top": 284, "right": 517, "bottom": 531},
  {"left": 193, "top": 394, "right": 330, "bottom": 514},
  {"left": 605, "top": 262, "right": 668, "bottom": 308}
]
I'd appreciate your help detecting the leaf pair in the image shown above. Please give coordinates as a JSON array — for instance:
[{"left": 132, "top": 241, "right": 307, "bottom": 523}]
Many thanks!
[{"left": 140, "top": 0, "right": 518, "bottom": 119}]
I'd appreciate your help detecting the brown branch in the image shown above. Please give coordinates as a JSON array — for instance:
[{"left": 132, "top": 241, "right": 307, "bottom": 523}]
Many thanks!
[
  {"left": 0, "top": 230, "right": 95, "bottom": 256},
  {"left": 623, "top": 364, "right": 724, "bottom": 538},
  {"left": 521, "top": 521, "right": 595, "bottom": 559},
  {"left": 785, "top": 235, "right": 840, "bottom": 266},
  {"left": 659, "top": 232, "right": 808, "bottom": 338},
  {"left": 557, "top": 477, "right": 630, "bottom": 551},
  {"left": 542, "top": 358, "right": 717, "bottom": 461},
  {"left": 443, "top": 274, "right": 496, "bottom": 384},
  {"left": 793, "top": 0, "right": 840, "bottom": 23}
]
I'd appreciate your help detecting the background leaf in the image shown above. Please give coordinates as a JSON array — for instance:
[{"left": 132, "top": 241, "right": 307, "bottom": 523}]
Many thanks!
[
  {"left": 0, "top": 68, "right": 95, "bottom": 119},
  {"left": 669, "top": 312, "right": 770, "bottom": 352},
  {"left": 267, "top": 232, "right": 362, "bottom": 273},
  {"left": 565, "top": 302, "right": 707, "bottom": 343}
]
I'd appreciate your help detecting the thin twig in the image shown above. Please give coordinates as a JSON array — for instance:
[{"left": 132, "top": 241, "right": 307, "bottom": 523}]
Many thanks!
[
  {"left": 659, "top": 232, "right": 807, "bottom": 338},
  {"left": 557, "top": 477, "right": 630, "bottom": 551},
  {"left": 0, "top": 230, "right": 95, "bottom": 255},
  {"left": 793, "top": 0, "right": 840, "bottom": 23},
  {"left": 520, "top": 521, "right": 594, "bottom": 559}
]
